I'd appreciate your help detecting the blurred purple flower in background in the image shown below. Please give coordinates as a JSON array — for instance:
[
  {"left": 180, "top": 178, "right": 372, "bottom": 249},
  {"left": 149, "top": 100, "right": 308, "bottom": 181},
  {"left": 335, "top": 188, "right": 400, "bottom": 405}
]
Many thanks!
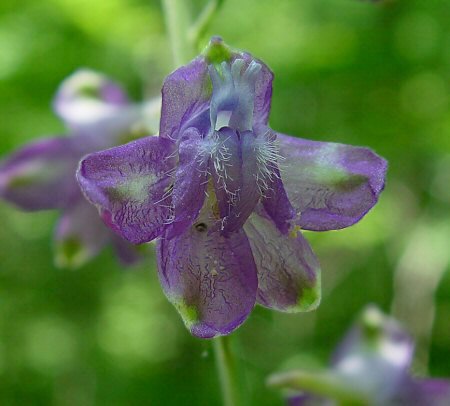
[
  {"left": 0, "top": 70, "right": 160, "bottom": 268},
  {"left": 77, "top": 38, "right": 387, "bottom": 338},
  {"left": 269, "top": 306, "right": 450, "bottom": 406}
]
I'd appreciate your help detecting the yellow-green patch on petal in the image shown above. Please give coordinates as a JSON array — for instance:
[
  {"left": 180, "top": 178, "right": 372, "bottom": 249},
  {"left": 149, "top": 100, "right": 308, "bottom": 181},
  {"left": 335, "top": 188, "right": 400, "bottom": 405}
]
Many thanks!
[
  {"left": 295, "top": 272, "right": 321, "bottom": 312},
  {"left": 173, "top": 299, "right": 199, "bottom": 330}
]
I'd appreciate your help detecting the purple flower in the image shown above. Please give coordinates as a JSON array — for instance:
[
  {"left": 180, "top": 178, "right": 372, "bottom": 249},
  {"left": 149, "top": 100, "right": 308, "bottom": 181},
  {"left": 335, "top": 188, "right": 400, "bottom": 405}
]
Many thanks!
[
  {"left": 77, "top": 38, "right": 387, "bottom": 338},
  {"left": 269, "top": 306, "right": 450, "bottom": 406},
  {"left": 0, "top": 69, "right": 159, "bottom": 268}
]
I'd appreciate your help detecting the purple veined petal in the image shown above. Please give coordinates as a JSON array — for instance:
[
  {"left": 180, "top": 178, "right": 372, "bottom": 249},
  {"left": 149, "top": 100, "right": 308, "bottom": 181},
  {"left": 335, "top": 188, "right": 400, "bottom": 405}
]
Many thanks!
[
  {"left": 277, "top": 133, "right": 387, "bottom": 231},
  {"left": 159, "top": 57, "right": 211, "bottom": 141},
  {"left": 0, "top": 137, "right": 82, "bottom": 210},
  {"left": 166, "top": 128, "right": 208, "bottom": 239},
  {"left": 244, "top": 212, "right": 321, "bottom": 312},
  {"left": 54, "top": 198, "right": 110, "bottom": 269},
  {"left": 156, "top": 212, "right": 258, "bottom": 338},
  {"left": 54, "top": 69, "right": 129, "bottom": 130},
  {"left": 77, "top": 136, "right": 177, "bottom": 244}
]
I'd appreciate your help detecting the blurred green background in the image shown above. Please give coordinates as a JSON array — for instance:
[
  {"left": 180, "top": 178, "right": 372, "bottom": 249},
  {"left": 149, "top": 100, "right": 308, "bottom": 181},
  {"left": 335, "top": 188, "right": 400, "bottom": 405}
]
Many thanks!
[{"left": 1, "top": 0, "right": 449, "bottom": 404}]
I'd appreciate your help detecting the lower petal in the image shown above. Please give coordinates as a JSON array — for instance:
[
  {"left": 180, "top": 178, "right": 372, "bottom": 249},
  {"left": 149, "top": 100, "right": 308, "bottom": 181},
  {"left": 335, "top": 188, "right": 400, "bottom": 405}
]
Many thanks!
[
  {"left": 244, "top": 212, "right": 321, "bottom": 312},
  {"left": 157, "top": 214, "right": 258, "bottom": 338},
  {"left": 54, "top": 199, "right": 110, "bottom": 268},
  {"left": 277, "top": 133, "right": 387, "bottom": 231}
]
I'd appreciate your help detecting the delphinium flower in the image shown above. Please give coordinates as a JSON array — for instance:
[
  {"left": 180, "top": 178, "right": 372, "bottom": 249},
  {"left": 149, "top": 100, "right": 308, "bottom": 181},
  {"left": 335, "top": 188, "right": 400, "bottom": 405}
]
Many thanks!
[
  {"left": 268, "top": 306, "right": 450, "bottom": 406},
  {"left": 77, "top": 37, "right": 387, "bottom": 338},
  {"left": 0, "top": 69, "right": 160, "bottom": 268}
]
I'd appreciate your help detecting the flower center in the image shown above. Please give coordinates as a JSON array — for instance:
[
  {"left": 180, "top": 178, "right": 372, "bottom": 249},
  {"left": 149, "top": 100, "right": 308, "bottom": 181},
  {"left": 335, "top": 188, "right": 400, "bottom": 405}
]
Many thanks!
[{"left": 208, "top": 58, "right": 261, "bottom": 133}]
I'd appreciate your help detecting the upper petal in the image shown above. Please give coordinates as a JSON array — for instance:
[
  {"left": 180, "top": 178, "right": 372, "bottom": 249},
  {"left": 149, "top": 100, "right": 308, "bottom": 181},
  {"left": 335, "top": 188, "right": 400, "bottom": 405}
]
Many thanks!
[
  {"left": 0, "top": 137, "right": 82, "bottom": 210},
  {"left": 77, "top": 136, "right": 176, "bottom": 244},
  {"left": 278, "top": 133, "right": 387, "bottom": 231},
  {"left": 244, "top": 212, "right": 321, "bottom": 312},
  {"left": 159, "top": 57, "right": 211, "bottom": 141},
  {"left": 157, "top": 210, "right": 258, "bottom": 338},
  {"left": 237, "top": 52, "right": 273, "bottom": 129}
]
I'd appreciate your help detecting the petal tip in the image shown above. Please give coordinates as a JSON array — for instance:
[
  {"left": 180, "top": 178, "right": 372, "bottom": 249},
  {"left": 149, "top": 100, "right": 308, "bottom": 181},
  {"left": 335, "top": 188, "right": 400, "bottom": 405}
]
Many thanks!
[
  {"left": 54, "top": 235, "right": 89, "bottom": 269},
  {"left": 287, "top": 273, "right": 322, "bottom": 313}
]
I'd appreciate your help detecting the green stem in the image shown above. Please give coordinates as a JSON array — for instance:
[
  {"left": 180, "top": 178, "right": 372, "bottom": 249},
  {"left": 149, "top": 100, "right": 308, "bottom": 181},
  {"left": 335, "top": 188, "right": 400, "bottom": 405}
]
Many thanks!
[
  {"left": 188, "top": 0, "right": 224, "bottom": 49},
  {"left": 213, "top": 335, "right": 243, "bottom": 406},
  {"left": 162, "top": 0, "right": 194, "bottom": 67},
  {"left": 267, "top": 370, "right": 368, "bottom": 405}
]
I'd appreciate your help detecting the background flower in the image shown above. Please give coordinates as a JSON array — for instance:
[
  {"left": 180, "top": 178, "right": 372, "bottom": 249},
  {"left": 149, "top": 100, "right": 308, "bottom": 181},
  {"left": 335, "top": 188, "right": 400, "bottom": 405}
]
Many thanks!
[
  {"left": 269, "top": 306, "right": 450, "bottom": 405},
  {"left": 0, "top": 69, "right": 159, "bottom": 268}
]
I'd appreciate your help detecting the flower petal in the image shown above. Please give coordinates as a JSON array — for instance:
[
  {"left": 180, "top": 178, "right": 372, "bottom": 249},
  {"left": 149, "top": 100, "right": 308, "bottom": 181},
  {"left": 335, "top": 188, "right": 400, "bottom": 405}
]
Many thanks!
[
  {"left": 244, "top": 212, "right": 321, "bottom": 312},
  {"left": 160, "top": 57, "right": 211, "bottom": 141},
  {"left": 278, "top": 133, "right": 387, "bottom": 231},
  {"left": 262, "top": 165, "right": 296, "bottom": 234},
  {"left": 54, "top": 69, "right": 129, "bottom": 129},
  {"left": 331, "top": 306, "right": 414, "bottom": 403},
  {"left": 166, "top": 127, "right": 208, "bottom": 239},
  {"left": 54, "top": 199, "right": 110, "bottom": 269},
  {"left": 0, "top": 137, "right": 82, "bottom": 210},
  {"left": 159, "top": 38, "right": 275, "bottom": 140},
  {"left": 224, "top": 130, "right": 261, "bottom": 232},
  {"left": 77, "top": 136, "right": 176, "bottom": 244},
  {"left": 209, "top": 127, "right": 242, "bottom": 226},
  {"left": 237, "top": 52, "right": 273, "bottom": 129},
  {"left": 157, "top": 215, "right": 258, "bottom": 338}
]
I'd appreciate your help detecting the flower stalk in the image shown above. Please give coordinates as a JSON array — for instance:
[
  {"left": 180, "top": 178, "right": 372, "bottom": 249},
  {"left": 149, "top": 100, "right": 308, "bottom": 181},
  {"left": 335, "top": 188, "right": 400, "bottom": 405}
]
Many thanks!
[
  {"left": 188, "top": 0, "right": 224, "bottom": 49},
  {"left": 162, "top": 0, "right": 195, "bottom": 67},
  {"left": 213, "top": 335, "right": 243, "bottom": 406}
]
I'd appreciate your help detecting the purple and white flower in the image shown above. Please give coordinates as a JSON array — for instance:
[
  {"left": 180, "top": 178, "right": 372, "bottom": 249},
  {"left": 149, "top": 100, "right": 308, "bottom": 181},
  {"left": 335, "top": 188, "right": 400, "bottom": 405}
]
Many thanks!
[
  {"left": 269, "top": 306, "right": 450, "bottom": 406},
  {"left": 77, "top": 38, "right": 387, "bottom": 338},
  {"left": 0, "top": 69, "right": 159, "bottom": 268}
]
